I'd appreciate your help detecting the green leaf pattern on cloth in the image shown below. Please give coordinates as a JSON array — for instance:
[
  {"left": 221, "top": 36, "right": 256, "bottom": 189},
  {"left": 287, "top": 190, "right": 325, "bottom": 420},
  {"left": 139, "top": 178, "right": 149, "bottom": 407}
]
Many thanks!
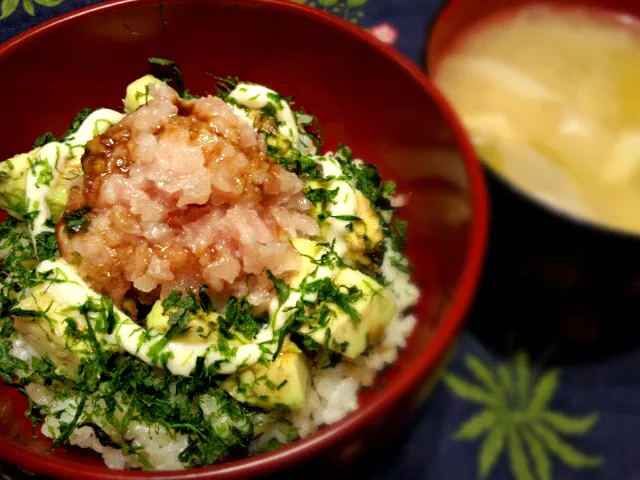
[
  {"left": 445, "top": 352, "right": 602, "bottom": 480},
  {"left": 22, "top": 0, "right": 34, "bottom": 15},
  {"left": 0, "top": 0, "right": 20, "bottom": 20},
  {"left": 290, "top": 0, "right": 367, "bottom": 23},
  {"left": 2, "top": 0, "right": 367, "bottom": 27},
  {"left": 479, "top": 423, "right": 507, "bottom": 477},
  {"left": 1, "top": 0, "right": 62, "bottom": 19}
]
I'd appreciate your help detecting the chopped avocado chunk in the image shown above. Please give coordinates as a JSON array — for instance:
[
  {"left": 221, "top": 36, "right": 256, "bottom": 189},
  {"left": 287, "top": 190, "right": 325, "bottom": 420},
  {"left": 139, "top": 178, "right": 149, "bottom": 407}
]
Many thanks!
[
  {"left": 11, "top": 280, "right": 120, "bottom": 378},
  {"left": 221, "top": 342, "right": 310, "bottom": 410},
  {"left": 265, "top": 132, "right": 293, "bottom": 157},
  {"left": 45, "top": 187, "right": 69, "bottom": 221},
  {"left": 0, "top": 152, "right": 31, "bottom": 219},
  {"left": 288, "top": 238, "right": 323, "bottom": 288},
  {"left": 146, "top": 299, "right": 219, "bottom": 344},
  {"left": 47, "top": 156, "right": 83, "bottom": 220},
  {"left": 123, "top": 75, "right": 177, "bottom": 113},
  {"left": 0, "top": 150, "right": 81, "bottom": 221},
  {"left": 21, "top": 260, "right": 262, "bottom": 378},
  {"left": 146, "top": 300, "right": 169, "bottom": 331},
  {"left": 302, "top": 268, "right": 396, "bottom": 358},
  {"left": 345, "top": 190, "right": 384, "bottom": 256}
]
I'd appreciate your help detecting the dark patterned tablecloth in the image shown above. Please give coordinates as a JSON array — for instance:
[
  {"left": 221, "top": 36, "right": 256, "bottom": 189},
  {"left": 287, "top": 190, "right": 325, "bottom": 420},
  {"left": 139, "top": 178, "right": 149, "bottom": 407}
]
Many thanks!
[{"left": 1, "top": 1, "right": 636, "bottom": 479}]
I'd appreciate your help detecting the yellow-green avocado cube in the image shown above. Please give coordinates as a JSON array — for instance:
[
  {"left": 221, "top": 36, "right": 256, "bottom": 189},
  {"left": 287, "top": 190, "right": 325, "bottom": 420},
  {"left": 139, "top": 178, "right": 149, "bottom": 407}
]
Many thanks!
[
  {"left": 123, "top": 75, "right": 177, "bottom": 113},
  {"left": 0, "top": 150, "right": 81, "bottom": 221},
  {"left": 344, "top": 191, "right": 384, "bottom": 265},
  {"left": 288, "top": 238, "right": 322, "bottom": 288},
  {"left": 11, "top": 283, "right": 118, "bottom": 378},
  {"left": 221, "top": 343, "right": 310, "bottom": 410},
  {"left": 47, "top": 155, "right": 83, "bottom": 220},
  {"left": 0, "top": 152, "right": 31, "bottom": 219},
  {"left": 146, "top": 300, "right": 220, "bottom": 344},
  {"left": 305, "top": 268, "right": 397, "bottom": 358},
  {"left": 148, "top": 298, "right": 311, "bottom": 410}
]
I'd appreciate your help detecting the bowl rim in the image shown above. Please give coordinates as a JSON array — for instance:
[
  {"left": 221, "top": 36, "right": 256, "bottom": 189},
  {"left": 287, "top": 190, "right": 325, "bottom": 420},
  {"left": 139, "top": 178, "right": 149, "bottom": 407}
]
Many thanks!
[{"left": 0, "top": 0, "right": 489, "bottom": 477}]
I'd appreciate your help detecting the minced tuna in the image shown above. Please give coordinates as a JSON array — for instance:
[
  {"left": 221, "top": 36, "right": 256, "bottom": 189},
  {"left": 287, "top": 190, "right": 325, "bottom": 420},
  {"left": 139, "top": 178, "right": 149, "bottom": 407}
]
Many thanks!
[{"left": 56, "top": 83, "right": 319, "bottom": 312}]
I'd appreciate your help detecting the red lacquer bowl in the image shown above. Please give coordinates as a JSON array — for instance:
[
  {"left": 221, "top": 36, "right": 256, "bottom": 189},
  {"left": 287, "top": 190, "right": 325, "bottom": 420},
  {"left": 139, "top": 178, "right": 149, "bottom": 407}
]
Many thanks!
[{"left": 0, "top": 0, "right": 488, "bottom": 477}]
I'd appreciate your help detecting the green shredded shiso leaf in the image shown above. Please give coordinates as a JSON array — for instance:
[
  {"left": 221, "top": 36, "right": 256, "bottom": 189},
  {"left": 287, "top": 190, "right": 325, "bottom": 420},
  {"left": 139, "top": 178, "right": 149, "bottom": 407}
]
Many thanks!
[
  {"left": 0, "top": 218, "right": 258, "bottom": 467},
  {"left": 0, "top": 67, "right": 413, "bottom": 469}
]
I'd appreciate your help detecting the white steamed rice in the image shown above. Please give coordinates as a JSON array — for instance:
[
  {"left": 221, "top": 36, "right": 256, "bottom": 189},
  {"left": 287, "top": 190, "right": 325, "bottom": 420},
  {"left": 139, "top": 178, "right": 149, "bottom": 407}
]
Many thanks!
[{"left": 10, "top": 216, "right": 420, "bottom": 472}]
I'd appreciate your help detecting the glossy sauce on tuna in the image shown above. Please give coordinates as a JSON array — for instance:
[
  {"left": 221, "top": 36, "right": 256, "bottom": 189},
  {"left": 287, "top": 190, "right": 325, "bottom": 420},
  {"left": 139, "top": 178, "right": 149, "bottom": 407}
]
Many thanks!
[{"left": 57, "top": 84, "right": 319, "bottom": 311}]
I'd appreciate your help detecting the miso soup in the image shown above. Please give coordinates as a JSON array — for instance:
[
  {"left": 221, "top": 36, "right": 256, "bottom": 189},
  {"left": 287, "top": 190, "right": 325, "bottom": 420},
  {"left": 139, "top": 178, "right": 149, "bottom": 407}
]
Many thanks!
[{"left": 434, "top": 5, "right": 640, "bottom": 234}]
